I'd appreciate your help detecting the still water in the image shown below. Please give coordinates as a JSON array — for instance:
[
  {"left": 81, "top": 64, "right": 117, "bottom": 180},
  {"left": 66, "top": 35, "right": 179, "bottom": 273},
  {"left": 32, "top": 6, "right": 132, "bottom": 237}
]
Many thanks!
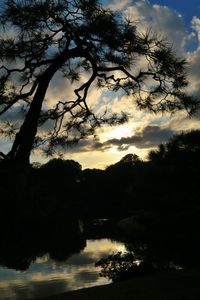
[{"left": 0, "top": 239, "right": 126, "bottom": 300}]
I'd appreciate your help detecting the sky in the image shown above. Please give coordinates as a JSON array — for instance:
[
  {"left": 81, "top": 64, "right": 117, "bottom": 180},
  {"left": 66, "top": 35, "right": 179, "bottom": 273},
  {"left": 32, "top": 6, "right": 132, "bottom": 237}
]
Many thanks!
[
  {"left": 57, "top": 0, "right": 200, "bottom": 168},
  {"left": 1, "top": 0, "right": 200, "bottom": 169}
]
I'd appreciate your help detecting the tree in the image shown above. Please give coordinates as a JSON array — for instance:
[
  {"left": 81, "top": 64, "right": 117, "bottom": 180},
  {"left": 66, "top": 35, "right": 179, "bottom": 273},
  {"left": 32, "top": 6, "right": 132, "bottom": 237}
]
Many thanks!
[
  {"left": 148, "top": 130, "right": 200, "bottom": 165},
  {"left": 0, "top": 0, "right": 197, "bottom": 165},
  {"left": 106, "top": 153, "right": 141, "bottom": 176},
  {"left": 40, "top": 158, "right": 82, "bottom": 182}
]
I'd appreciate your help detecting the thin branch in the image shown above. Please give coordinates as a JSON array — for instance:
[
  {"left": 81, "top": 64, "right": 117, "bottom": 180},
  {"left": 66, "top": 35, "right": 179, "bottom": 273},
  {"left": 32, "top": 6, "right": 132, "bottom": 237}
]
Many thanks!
[{"left": 0, "top": 80, "right": 39, "bottom": 115}]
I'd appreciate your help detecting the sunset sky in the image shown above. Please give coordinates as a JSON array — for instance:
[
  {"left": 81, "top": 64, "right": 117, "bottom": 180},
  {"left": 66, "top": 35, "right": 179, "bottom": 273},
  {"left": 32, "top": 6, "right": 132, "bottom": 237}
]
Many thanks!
[{"left": 1, "top": 0, "right": 200, "bottom": 169}]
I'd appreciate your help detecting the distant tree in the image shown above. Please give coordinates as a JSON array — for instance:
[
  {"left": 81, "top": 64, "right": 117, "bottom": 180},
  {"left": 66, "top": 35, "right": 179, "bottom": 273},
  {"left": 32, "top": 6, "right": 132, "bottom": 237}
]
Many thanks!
[
  {"left": 40, "top": 158, "right": 82, "bottom": 181},
  {"left": 28, "top": 158, "right": 82, "bottom": 218},
  {"left": 0, "top": 0, "right": 197, "bottom": 165},
  {"left": 148, "top": 144, "right": 166, "bottom": 163},
  {"left": 148, "top": 130, "right": 200, "bottom": 166},
  {"left": 119, "top": 153, "right": 141, "bottom": 165},
  {"left": 167, "top": 130, "right": 200, "bottom": 153},
  {"left": 104, "top": 154, "right": 143, "bottom": 214},
  {"left": 35, "top": 158, "right": 81, "bottom": 199},
  {"left": 106, "top": 153, "right": 141, "bottom": 174}
]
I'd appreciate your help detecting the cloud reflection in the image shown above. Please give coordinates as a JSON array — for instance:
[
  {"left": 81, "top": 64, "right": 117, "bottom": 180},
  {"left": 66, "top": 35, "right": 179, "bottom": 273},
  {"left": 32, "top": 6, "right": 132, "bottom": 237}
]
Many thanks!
[{"left": 0, "top": 239, "right": 125, "bottom": 300}]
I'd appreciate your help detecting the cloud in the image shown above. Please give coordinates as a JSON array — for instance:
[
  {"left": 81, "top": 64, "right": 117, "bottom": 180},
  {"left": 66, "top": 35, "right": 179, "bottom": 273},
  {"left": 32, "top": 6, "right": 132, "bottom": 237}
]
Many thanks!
[
  {"left": 166, "top": 115, "right": 200, "bottom": 132},
  {"left": 56, "top": 137, "right": 110, "bottom": 154},
  {"left": 124, "top": 1, "right": 195, "bottom": 53},
  {"left": 115, "top": 1, "right": 200, "bottom": 100},
  {"left": 191, "top": 16, "right": 200, "bottom": 45},
  {"left": 103, "top": 125, "right": 174, "bottom": 150},
  {"left": 62, "top": 124, "right": 174, "bottom": 154},
  {"left": 108, "top": 0, "right": 132, "bottom": 11},
  {"left": 187, "top": 50, "right": 200, "bottom": 96}
]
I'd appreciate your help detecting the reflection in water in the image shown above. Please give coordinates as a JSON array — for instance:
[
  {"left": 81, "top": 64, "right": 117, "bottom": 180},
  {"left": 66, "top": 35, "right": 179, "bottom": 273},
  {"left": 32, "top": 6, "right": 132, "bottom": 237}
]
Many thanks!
[
  {"left": 0, "top": 239, "right": 126, "bottom": 300},
  {"left": 0, "top": 219, "right": 86, "bottom": 271}
]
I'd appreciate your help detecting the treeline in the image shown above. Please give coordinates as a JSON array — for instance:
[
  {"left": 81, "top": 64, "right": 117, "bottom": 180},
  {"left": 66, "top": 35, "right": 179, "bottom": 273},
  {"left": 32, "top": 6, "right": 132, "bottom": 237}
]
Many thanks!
[{"left": 0, "top": 130, "right": 200, "bottom": 222}]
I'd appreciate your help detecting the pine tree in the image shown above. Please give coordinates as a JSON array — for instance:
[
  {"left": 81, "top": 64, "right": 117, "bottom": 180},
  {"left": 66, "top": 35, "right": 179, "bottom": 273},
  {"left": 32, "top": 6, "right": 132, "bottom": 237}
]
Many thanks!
[{"left": 0, "top": 0, "right": 197, "bottom": 165}]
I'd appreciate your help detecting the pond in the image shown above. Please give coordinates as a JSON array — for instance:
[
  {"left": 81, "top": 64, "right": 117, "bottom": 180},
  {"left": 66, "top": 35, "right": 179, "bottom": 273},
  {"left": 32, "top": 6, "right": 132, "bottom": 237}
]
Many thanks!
[
  {"left": 0, "top": 238, "right": 126, "bottom": 300},
  {"left": 0, "top": 216, "right": 194, "bottom": 300}
]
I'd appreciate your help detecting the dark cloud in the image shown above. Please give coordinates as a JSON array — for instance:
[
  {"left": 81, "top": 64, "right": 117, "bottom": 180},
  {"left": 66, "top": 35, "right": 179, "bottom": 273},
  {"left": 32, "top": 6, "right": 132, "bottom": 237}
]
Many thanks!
[
  {"left": 64, "top": 125, "right": 175, "bottom": 153},
  {"left": 105, "top": 125, "right": 174, "bottom": 150},
  {"left": 61, "top": 138, "right": 110, "bottom": 154}
]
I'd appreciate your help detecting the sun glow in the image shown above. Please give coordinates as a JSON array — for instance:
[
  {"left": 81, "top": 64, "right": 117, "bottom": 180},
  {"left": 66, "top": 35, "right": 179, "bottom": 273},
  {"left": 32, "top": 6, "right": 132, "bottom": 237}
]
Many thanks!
[{"left": 100, "top": 123, "right": 135, "bottom": 142}]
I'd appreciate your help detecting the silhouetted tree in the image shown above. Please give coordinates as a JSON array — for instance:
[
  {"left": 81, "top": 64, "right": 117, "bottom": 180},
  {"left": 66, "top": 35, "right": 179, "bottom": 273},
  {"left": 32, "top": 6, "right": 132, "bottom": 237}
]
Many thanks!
[
  {"left": 105, "top": 153, "right": 140, "bottom": 189},
  {"left": 80, "top": 168, "right": 107, "bottom": 216},
  {"left": 27, "top": 158, "right": 82, "bottom": 218},
  {"left": 0, "top": 0, "right": 197, "bottom": 165},
  {"left": 102, "top": 154, "right": 143, "bottom": 215},
  {"left": 40, "top": 158, "right": 82, "bottom": 182},
  {"left": 149, "top": 130, "right": 200, "bottom": 165},
  {"left": 148, "top": 144, "right": 166, "bottom": 163},
  {"left": 106, "top": 153, "right": 141, "bottom": 173}
]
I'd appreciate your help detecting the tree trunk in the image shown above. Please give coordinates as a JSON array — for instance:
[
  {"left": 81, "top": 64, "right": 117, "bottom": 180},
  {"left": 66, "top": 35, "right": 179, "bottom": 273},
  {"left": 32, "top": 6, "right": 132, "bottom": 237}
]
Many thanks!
[
  {"left": 3, "top": 47, "right": 83, "bottom": 166},
  {"left": 7, "top": 77, "right": 51, "bottom": 164},
  {"left": 6, "top": 54, "right": 69, "bottom": 165}
]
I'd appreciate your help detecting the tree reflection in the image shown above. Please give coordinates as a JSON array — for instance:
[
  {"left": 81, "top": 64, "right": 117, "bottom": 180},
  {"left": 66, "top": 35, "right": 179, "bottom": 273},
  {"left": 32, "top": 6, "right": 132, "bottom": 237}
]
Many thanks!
[
  {"left": 95, "top": 251, "right": 154, "bottom": 282},
  {"left": 0, "top": 218, "right": 86, "bottom": 271}
]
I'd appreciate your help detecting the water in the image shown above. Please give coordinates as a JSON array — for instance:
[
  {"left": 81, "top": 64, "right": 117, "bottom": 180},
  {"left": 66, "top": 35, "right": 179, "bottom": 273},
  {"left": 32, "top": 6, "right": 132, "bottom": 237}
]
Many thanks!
[{"left": 0, "top": 239, "right": 126, "bottom": 300}]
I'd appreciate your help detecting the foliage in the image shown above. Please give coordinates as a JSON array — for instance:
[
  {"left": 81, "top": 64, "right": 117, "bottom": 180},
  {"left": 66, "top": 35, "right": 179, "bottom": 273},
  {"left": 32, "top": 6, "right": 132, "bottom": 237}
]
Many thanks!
[
  {"left": 106, "top": 153, "right": 141, "bottom": 173},
  {"left": 95, "top": 251, "right": 154, "bottom": 282},
  {"left": 40, "top": 158, "right": 82, "bottom": 180},
  {"left": 148, "top": 130, "right": 200, "bottom": 165},
  {"left": 0, "top": 0, "right": 197, "bottom": 164}
]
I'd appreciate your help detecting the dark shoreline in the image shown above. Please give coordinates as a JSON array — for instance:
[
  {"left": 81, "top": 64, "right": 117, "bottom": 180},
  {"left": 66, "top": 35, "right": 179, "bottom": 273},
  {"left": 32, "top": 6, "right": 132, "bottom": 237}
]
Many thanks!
[{"left": 33, "top": 269, "right": 200, "bottom": 300}]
